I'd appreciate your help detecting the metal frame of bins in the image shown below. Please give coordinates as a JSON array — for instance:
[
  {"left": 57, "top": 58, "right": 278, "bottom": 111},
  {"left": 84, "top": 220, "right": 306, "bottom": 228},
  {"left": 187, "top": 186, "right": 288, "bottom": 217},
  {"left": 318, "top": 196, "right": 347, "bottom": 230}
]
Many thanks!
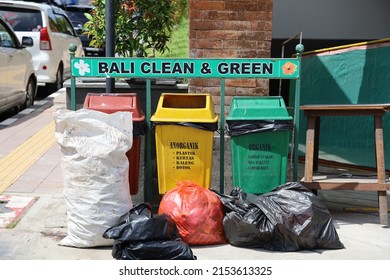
[{"left": 68, "top": 44, "right": 304, "bottom": 202}]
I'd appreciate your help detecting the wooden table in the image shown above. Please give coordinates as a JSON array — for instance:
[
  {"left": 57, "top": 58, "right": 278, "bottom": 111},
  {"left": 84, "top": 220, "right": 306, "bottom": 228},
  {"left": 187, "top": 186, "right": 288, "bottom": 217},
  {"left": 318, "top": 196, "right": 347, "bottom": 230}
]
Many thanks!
[{"left": 300, "top": 104, "right": 390, "bottom": 225}]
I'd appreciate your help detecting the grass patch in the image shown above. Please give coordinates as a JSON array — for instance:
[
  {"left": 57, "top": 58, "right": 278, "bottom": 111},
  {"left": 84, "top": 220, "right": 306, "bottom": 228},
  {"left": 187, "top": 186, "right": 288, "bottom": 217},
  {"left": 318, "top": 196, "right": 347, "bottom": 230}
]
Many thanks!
[
  {"left": 152, "top": 17, "right": 189, "bottom": 58},
  {"left": 6, "top": 221, "right": 18, "bottom": 229}
]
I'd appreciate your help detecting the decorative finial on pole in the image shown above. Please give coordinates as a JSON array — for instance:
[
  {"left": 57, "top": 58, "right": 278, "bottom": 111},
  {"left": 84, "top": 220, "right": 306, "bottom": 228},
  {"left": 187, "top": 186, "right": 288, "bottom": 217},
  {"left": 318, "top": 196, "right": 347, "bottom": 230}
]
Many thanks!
[
  {"left": 69, "top": 43, "right": 77, "bottom": 55},
  {"left": 295, "top": 43, "right": 304, "bottom": 54}
]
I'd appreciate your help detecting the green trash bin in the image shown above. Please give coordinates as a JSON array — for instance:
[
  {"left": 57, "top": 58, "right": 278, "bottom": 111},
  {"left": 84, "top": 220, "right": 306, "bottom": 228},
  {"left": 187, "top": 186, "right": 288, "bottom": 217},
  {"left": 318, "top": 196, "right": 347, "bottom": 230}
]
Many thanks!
[{"left": 226, "top": 96, "right": 293, "bottom": 194}]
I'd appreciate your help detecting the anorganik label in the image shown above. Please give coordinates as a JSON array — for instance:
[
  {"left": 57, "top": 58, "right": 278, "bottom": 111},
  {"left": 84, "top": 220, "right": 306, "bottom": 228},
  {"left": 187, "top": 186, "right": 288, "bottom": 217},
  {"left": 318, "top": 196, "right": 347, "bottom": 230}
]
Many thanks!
[{"left": 170, "top": 141, "right": 199, "bottom": 170}]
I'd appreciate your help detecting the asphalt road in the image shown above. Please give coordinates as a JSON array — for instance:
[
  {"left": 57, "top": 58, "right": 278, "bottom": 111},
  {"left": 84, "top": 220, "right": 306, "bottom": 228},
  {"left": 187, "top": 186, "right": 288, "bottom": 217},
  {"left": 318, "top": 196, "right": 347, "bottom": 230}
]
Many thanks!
[{"left": 0, "top": 86, "right": 58, "bottom": 125}]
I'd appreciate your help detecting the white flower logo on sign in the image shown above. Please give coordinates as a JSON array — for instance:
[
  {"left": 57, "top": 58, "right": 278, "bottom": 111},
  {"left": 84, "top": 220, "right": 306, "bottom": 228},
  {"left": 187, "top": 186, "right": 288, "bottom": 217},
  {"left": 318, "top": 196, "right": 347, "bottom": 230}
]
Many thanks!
[{"left": 74, "top": 59, "right": 91, "bottom": 76}]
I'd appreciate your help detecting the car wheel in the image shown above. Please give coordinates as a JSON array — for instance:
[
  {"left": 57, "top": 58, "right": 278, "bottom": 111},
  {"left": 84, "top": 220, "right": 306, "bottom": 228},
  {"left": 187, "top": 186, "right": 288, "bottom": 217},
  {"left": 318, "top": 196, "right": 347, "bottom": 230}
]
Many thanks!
[
  {"left": 46, "top": 65, "right": 63, "bottom": 93},
  {"left": 24, "top": 77, "right": 36, "bottom": 108}
]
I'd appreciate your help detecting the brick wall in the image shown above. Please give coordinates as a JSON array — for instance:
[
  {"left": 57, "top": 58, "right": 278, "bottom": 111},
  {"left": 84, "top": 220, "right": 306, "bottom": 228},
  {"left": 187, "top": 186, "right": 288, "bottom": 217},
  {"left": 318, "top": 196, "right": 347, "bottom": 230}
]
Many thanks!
[{"left": 188, "top": 0, "right": 274, "bottom": 114}]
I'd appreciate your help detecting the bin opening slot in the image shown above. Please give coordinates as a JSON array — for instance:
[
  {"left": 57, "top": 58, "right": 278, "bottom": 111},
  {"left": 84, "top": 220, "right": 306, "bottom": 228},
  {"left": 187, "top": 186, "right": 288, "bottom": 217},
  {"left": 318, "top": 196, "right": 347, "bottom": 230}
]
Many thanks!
[
  {"left": 162, "top": 95, "right": 206, "bottom": 109},
  {"left": 85, "top": 94, "right": 137, "bottom": 109}
]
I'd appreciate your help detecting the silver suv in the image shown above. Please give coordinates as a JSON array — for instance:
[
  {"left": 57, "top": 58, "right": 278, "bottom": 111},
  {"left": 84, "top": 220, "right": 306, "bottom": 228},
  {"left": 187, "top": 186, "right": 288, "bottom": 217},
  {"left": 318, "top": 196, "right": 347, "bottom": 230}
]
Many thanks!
[
  {"left": 0, "top": 1, "right": 84, "bottom": 93},
  {"left": 0, "top": 14, "right": 37, "bottom": 114}
]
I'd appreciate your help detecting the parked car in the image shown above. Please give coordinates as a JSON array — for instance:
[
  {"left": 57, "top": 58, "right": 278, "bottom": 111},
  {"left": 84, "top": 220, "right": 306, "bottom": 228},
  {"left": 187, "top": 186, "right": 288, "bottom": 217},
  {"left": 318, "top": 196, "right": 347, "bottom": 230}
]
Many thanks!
[
  {"left": 62, "top": 4, "right": 105, "bottom": 57},
  {"left": 0, "top": 0, "right": 84, "bottom": 94},
  {"left": 0, "top": 14, "right": 37, "bottom": 114}
]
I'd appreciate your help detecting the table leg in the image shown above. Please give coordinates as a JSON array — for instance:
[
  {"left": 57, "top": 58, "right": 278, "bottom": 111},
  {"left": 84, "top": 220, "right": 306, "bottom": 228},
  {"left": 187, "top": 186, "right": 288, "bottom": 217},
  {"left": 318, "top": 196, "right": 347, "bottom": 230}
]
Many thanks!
[
  {"left": 374, "top": 115, "right": 388, "bottom": 225},
  {"left": 378, "top": 191, "right": 388, "bottom": 225},
  {"left": 304, "top": 116, "right": 316, "bottom": 182},
  {"left": 313, "top": 117, "right": 320, "bottom": 172}
]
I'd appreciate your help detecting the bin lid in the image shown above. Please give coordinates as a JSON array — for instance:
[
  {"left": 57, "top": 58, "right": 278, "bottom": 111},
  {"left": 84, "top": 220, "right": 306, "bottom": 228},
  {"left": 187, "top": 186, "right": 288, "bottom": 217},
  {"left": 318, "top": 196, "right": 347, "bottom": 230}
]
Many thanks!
[
  {"left": 150, "top": 93, "right": 218, "bottom": 123},
  {"left": 83, "top": 93, "right": 145, "bottom": 122},
  {"left": 227, "top": 96, "right": 292, "bottom": 121}
]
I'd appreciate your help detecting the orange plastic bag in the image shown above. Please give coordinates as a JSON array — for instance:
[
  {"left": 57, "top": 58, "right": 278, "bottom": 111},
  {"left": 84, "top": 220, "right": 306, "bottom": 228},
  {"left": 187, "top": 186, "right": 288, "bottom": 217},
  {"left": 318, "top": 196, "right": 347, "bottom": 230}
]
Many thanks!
[{"left": 158, "top": 180, "right": 227, "bottom": 245}]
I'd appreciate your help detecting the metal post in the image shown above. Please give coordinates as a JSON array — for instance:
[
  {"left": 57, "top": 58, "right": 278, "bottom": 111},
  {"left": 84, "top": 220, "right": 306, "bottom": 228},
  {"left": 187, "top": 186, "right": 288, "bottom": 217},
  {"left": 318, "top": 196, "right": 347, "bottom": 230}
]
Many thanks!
[
  {"left": 293, "top": 43, "right": 304, "bottom": 181},
  {"left": 279, "top": 33, "right": 303, "bottom": 181},
  {"left": 105, "top": 0, "right": 115, "bottom": 93},
  {"left": 69, "top": 44, "right": 77, "bottom": 111},
  {"left": 278, "top": 32, "right": 302, "bottom": 97},
  {"left": 145, "top": 79, "right": 152, "bottom": 202},
  {"left": 220, "top": 79, "right": 225, "bottom": 193}
]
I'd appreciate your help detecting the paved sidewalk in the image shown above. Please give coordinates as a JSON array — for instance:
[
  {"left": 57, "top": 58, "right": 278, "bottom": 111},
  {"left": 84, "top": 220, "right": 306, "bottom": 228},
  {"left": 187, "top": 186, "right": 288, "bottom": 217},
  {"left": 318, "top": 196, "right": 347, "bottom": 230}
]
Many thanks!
[{"left": 0, "top": 88, "right": 389, "bottom": 260}]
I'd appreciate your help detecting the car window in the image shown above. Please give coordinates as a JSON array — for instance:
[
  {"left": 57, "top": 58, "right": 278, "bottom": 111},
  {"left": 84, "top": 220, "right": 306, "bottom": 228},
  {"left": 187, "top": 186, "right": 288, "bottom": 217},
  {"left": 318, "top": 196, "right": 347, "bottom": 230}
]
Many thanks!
[
  {"left": 49, "top": 12, "right": 76, "bottom": 36},
  {"left": 0, "top": 21, "right": 17, "bottom": 48},
  {"left": 0, "top": 8, "right": 42, "bottom": 32},
  {"left": 66, "top": 10, "right": 89, "bottom": 28}
]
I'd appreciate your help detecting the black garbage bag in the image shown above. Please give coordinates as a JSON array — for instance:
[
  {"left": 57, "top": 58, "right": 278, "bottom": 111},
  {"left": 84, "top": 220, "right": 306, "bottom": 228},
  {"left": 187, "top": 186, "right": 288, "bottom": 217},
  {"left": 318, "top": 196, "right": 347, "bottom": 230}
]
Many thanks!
[
  {"left": 214, "top": 182, "right": 344, "bottom": 252},
  {"left": 226, "top": 119, "right": 293, "bottom": 136},
  {"left": 112, "top": 240, "right": 197, "bottom": 260},
  {"left": 103, "top": 203, "right": 197, "bottom": 260},
  {"left": 103, "top": 203, "right": 179, "bottom": 242}
]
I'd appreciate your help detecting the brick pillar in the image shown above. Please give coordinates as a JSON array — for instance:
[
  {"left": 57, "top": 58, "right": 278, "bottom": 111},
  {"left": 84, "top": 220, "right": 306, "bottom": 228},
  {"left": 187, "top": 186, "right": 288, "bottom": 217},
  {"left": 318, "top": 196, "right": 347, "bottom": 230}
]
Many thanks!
[{"left": 188, "top": 0, "right": 273, "bottom": 115}]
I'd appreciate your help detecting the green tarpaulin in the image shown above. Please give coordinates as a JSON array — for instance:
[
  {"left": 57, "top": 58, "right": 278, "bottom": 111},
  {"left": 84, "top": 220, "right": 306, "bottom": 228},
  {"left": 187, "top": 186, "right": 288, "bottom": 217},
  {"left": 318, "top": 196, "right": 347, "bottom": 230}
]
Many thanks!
[{"left": 290, "top": 39, "right": 390, "bottom": 170}]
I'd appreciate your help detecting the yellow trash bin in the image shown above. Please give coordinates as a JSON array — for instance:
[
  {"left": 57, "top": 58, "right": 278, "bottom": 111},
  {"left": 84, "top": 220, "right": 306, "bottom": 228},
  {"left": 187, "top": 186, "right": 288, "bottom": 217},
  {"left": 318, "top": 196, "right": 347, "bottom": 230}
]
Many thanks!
[{"left": 151, "top": 93, "right": 218, "bottom": 194}]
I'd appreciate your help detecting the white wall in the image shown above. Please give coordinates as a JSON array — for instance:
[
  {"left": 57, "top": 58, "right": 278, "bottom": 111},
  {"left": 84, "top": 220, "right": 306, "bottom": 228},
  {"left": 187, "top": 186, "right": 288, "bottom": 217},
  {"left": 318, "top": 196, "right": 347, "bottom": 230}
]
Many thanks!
[{"left": 273, "top": 0, "right": 390, "bottom": 40}]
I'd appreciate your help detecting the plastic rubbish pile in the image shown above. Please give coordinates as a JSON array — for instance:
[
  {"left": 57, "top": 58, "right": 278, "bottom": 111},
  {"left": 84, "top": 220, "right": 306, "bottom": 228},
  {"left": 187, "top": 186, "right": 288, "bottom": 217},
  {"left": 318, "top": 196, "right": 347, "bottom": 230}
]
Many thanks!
[
  {"left": 54, "top": 109, "right": 344, "bottom": 260},
  {"left": 103, "top": 181, "right": 344, "bottom": 260}
]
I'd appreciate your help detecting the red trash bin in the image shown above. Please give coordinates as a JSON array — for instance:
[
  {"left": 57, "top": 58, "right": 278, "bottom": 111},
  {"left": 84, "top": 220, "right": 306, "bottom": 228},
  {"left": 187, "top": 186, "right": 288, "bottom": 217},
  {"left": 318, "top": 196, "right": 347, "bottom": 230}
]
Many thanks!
[{"left": 83, "top": 93, "right": 145, "bottom": 195}]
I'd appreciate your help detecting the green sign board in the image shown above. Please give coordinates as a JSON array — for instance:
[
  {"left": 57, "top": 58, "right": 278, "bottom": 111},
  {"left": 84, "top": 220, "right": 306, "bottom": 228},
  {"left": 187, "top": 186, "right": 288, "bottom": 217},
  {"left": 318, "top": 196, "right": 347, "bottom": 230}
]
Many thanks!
[{"left": 71, "top": 57, "right": 299, "bottom": 79}]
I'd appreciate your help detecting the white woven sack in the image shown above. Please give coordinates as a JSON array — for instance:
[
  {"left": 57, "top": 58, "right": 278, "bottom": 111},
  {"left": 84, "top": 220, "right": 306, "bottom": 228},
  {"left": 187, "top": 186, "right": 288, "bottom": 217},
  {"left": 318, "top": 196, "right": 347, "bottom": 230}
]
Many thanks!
[{"left": 54, "top": 108, "right": 133, "bottom": 248}]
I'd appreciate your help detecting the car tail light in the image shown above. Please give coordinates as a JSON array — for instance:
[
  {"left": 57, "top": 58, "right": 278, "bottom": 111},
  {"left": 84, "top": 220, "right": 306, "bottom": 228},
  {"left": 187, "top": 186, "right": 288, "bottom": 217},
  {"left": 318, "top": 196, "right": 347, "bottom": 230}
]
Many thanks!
[{"left": 40, "top": 27, "right": 52, "bottom": 50}]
